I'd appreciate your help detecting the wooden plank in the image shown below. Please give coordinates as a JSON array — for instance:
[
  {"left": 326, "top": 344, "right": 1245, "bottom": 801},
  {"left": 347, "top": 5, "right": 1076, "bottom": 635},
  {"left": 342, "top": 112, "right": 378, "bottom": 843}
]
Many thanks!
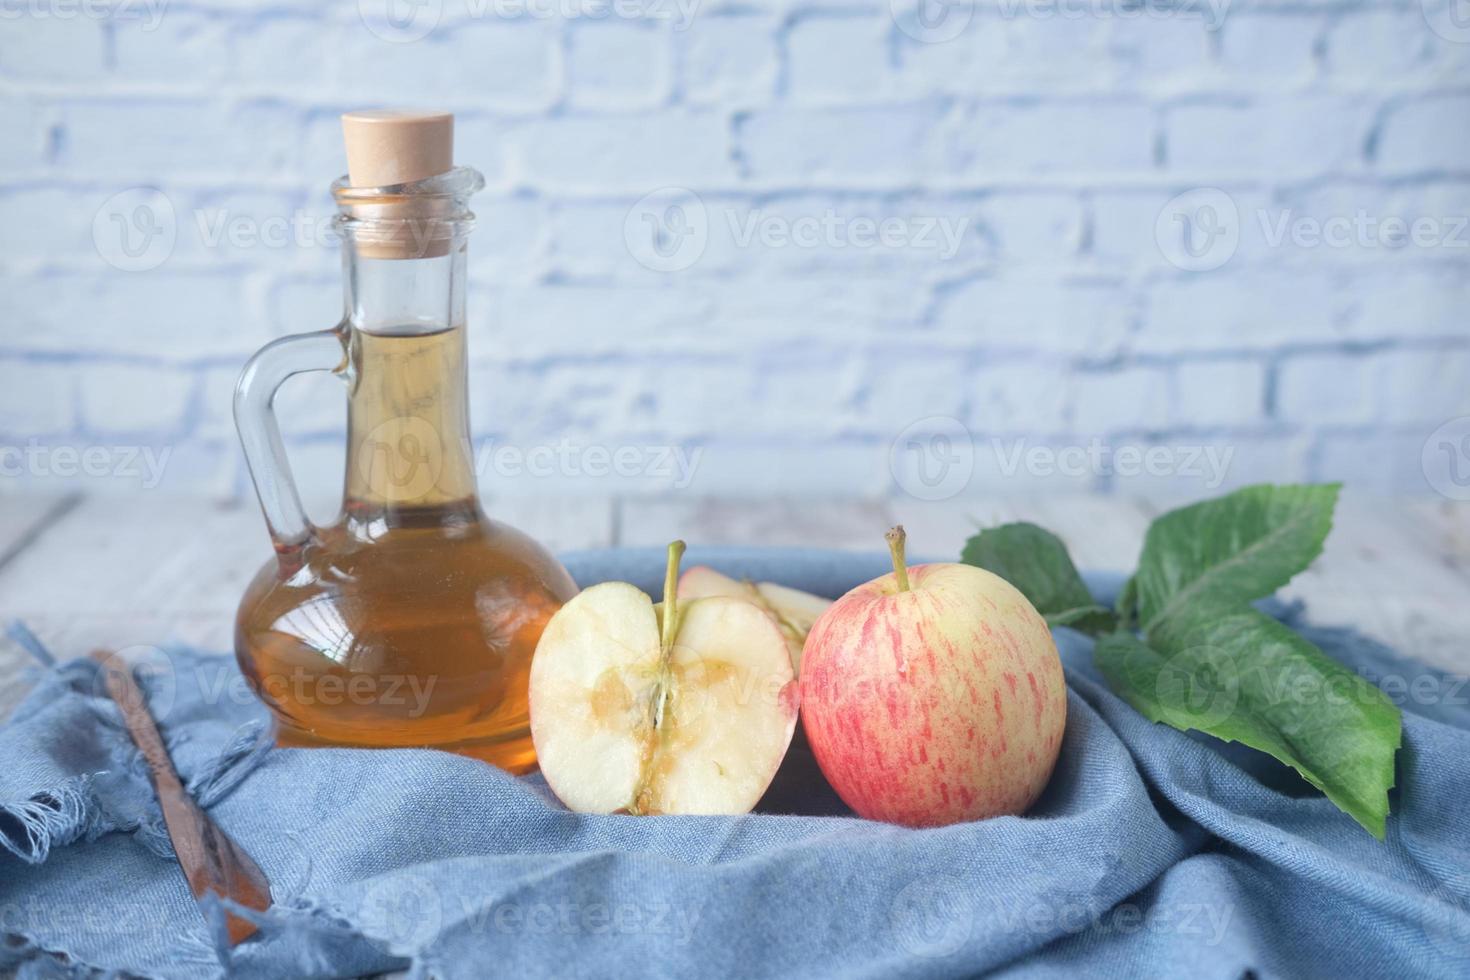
[
  {"left": 1280, "top": 492, "right": 1470, "bottom": 674},
  {"left": 0, "top": 494, "right": 78, "bottom": 568},
  {"left": 0, "top": 495, "right": 85, "bottom": 719},
  {"left": 0, "top": 496, "right": 265, "bottom": 623},
  {"left": 887, "top": 495, "right": 1154, "bottom": 572},
  {"left": 1402, "top": 497, "right": 1470, "bottom": 566},
  {"left": 5, "top": 492, "right": 1467, "bottom": 726},
  {"left": 0, "top": 494, "right": 617, "bottom": 721},
  {"left": 0, "top": 497, "right": 265, "bottom": 720},
  {"left": 617, "top": 498, "right": 892, "bottom": 551},
  {"left": 488, "top": 496, "right": 616, "bottom": 553}
]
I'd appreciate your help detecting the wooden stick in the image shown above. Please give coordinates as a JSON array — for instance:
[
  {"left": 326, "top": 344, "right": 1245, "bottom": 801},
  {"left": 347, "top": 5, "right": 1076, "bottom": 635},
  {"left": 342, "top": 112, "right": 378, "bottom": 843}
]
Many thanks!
[{"left": 91, "top": 650, "right": 272, "bottom": 945}]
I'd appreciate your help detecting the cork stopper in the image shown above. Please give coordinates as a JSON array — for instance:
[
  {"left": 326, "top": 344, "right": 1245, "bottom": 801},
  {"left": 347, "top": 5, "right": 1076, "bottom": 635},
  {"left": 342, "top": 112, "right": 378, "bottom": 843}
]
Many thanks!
[
  {"left": 339, "top": 109, "right": 458, "bottom": 259},
  {"left": 341, "top": 109, "right": 453, "bottom": 188}
]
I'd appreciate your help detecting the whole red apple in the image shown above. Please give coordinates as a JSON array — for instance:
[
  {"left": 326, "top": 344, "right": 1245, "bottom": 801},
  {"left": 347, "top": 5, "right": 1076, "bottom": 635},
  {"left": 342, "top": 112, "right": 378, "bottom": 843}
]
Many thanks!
[{"left": 800, "top": 527, "right": 1067, "bottom": 827}]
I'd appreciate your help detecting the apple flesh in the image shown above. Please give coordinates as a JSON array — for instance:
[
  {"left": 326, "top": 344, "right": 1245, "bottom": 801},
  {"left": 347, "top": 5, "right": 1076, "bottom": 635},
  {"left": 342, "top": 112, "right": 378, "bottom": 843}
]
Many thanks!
[
  {"left": 677, "top": 566, "right": 832, "bottom": 675},
  {"left": 800, "top": 527, "right": 1067, "bottom": 827},
  {"left": 530, "top": 543, "right": 799, "bottom": 815}
]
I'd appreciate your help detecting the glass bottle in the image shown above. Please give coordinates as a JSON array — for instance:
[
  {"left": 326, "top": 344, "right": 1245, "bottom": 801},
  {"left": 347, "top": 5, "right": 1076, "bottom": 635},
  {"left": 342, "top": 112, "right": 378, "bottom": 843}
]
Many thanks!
[{"left": 232, "top": 111, "right": 576, "bottom": 773}]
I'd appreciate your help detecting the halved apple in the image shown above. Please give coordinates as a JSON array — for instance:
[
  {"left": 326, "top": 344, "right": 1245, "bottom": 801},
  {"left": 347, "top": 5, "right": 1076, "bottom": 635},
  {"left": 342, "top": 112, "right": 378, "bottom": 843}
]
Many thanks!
[
  {"left": 677, "top": 566, "right": 832, "bottom": 675},
  {"left": 529, "top": 543, "right": 799, "bottom": 815}
]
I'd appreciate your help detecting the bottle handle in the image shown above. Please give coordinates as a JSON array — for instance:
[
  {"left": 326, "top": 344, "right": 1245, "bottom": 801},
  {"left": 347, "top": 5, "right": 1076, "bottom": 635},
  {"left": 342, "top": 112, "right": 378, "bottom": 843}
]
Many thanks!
[{"left": 234, "top": 326, "right": 350, "bottom": 554}]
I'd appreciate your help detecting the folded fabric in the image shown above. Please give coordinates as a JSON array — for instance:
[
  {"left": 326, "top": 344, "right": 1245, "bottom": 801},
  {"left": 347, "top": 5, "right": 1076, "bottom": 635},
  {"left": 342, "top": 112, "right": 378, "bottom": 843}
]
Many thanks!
[{"left": 1, "top": 547, "right": 1468, "bottom": 979}]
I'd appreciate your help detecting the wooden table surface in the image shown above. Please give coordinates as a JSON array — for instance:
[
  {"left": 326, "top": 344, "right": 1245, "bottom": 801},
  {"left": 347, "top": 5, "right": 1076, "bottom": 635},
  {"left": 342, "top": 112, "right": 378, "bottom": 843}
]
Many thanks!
[{"left": 2, "top": 492, "right": 1468, "bottom": 720}]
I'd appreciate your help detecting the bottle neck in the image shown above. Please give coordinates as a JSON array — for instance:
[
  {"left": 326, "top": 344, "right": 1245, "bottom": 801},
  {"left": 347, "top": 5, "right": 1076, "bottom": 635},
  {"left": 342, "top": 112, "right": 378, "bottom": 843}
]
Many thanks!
[{"left": 340, "top": 241, "right": 481, "bottom": 532}]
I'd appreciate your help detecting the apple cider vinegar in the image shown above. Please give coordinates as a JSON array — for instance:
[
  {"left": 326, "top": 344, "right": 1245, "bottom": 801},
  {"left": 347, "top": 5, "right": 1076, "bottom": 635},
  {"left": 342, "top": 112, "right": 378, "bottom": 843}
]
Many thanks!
[{"left": 232, "top": 111, "right": 576, "bottom": 773}]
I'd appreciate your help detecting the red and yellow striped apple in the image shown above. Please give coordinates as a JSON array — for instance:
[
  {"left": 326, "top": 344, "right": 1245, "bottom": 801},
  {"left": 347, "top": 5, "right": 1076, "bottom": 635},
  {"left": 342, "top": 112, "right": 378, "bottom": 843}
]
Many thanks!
[{"left": 799, "top": 527, "right": 1067, "bottom": 827}]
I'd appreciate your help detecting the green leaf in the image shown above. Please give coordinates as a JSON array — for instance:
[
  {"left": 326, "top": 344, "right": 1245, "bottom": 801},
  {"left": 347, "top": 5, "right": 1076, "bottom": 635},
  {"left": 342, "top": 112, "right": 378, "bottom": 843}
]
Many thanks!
[
  {"left": 1096, "top": 608, "right": 1402, "bottom": 839},
  {"left": 962, "top": 522, "right": 1116, "bottom": 636},
  {"left": 1132, "top": 484, "right": 1340, "bottom": 630}
]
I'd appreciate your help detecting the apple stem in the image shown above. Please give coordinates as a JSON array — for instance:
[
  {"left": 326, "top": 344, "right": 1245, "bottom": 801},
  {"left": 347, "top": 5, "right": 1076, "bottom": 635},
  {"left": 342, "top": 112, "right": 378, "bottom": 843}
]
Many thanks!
[
  {"left": 661, "top": 540, "right": 686, "bottom": 656},
  {"left": 629, "top": 540, "right": 686, "bottom": 814},
  {"left": 886, "top": 525, "right": 911, "bottom": 593}
]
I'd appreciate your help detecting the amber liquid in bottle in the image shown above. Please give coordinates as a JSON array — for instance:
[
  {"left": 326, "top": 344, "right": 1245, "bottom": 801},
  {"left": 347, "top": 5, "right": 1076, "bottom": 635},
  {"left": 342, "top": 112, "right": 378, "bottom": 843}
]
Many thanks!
[{"left": 235, "top": 326, "right": 576, "bottom": 773}]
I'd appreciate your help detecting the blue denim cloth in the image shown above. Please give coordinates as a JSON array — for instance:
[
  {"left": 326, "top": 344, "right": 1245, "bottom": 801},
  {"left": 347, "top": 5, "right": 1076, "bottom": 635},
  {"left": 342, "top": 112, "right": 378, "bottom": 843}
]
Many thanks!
[{"left": 2, "top": 547, "right": 1468, "bottom": 979}]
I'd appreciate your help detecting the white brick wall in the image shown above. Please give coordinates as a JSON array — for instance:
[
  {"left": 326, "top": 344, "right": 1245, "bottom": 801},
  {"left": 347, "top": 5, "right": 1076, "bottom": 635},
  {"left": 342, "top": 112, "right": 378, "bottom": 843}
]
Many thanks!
[{"left": 1, "top": 0, "right": 1467, "bottom": 502}]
